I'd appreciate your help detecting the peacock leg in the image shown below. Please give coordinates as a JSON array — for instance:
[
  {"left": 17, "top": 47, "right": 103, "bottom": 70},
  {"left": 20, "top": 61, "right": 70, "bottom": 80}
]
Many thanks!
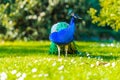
[
  {"left": 57, "top": 45, "right": 60, "bottom": 57},
  {"left": 65, "top": 45, "right": 68, "bottom": 57}
]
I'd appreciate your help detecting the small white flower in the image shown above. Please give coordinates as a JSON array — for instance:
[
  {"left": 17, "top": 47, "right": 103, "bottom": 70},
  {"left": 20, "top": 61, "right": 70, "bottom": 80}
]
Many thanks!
[
  {"left": 20, "top": 5, "right": 24, "bottom": 9},
  {"left": 28, "top": 16, "right": 32, "bottom": 19},
  {"left": 38, "top": 17, "right": 41, "bottom": 21},
  {"left": 47, "top": 58, "right": 51, "bottom": 62},
  {"left": 87, "top": 53, "right": 90, "bottom": 56},
  {"left": 96, "top": 61, "right": 100, "bottom": 66},
  {"left": 110, "top": 43, "right": 114, "bottom": 47},
  {"left": 32, "top": 15, "right": 37, "bottom": 19},
  {"left": 71, "top": 59, "right": 76, "bottom": 64},
  {"left": 24, "top": 8, "right": 28, "bottom": 11},
  {"left": 100, "top": 58, "right": 103, "bottom": 61},
  {"left": 104, "top": 63, "right": 110, "bottom": 67},
  {"left": 9, "top": 21, "right": 13, "bottom": 24},
  {"left": 52, "top": 62, "right": 56, "bottom": 66},
  {"left": 100, "top": 43, "right": 105, "bottom": 47},
  {"left": 16, "top": 72, "right": 21, "bottom": 77},
  {"left": 112, "top": 62, "right": 116, "bottom": 68},
  {"left": 22, "top": 73, "right": 26, "bottom": 78},
  {"left": 64, "top": 59, "right": 67, "bottom": 62},
  {"left": 34, "top": 60, "right": 38, "bottom": 63},
  {"left": 44, "top": 74, "right": 49, "bottom": 77},
  {"left": 88, "top": 56, "right": 91, "bottom": 59},
  {"left": 40, "top": 12, "right": 46, "bottom": 17},
  {"left": 0, "top": 72, "right": 7, "bottom": 80},
  {"left": 11, "top": 70, "right": 17, "bottom": 75},
  {"left": 32, "top": 68, "right": 37, "bottom": 73},
  {"left": 58, "top": 65, "right": 64, "bottom": 70},
  {"left": 38, "top": 74, "right": 43, "bottom": 77},
  {"left": 58, "top": 58, "right": 62, "bottom": 62},
  {"left": 90, "top": 64, "right": 94, "bottom": 68},
  {"left": 80, "top": 62, "right": 84, "bottom": 65},
  {"left": 71, "top": 59, "right": 75, "bottom": 63}
]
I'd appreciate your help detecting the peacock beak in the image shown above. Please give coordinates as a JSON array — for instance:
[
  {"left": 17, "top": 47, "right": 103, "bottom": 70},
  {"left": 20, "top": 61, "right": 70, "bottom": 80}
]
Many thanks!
[
  {"left": 74, "top": 14, "right": 82, "bottom": 20},
  {"left": 77, "top": 16, "right": 82, "bottom": 20}
]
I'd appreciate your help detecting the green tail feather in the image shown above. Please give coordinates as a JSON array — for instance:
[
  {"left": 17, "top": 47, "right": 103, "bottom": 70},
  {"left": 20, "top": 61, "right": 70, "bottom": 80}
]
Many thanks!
[{"left": 49, "top": 42, "right": 58, "bottom": 55}]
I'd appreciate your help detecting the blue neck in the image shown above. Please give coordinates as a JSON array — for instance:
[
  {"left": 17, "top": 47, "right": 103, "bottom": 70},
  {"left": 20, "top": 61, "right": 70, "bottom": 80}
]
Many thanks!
[
  {"left": 70, "top": 17, "right": 75, "bottom": 24},
  {"left": 67, "top": 17, "right": 75, "bottom": 34}
]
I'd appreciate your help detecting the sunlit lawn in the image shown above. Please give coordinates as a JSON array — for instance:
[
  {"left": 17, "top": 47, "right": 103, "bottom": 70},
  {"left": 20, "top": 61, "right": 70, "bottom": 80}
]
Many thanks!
[{"left": 0, "top": 41, "right": 120, "bottom": 80}]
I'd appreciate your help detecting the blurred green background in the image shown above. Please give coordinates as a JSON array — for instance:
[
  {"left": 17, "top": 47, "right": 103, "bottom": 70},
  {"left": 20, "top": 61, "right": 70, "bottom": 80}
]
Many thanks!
[{"left": 0, "top": 0, "right": 120, "bottom": 42}]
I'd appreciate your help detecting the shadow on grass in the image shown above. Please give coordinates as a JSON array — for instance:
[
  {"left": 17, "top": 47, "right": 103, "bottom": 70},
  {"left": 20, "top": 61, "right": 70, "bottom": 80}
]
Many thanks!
[
  {"left": 0, "top": 46, "right": 50, "bottom": 57},
  {"left": 76, "top": 51, "right": 120, "bottom": 61}
]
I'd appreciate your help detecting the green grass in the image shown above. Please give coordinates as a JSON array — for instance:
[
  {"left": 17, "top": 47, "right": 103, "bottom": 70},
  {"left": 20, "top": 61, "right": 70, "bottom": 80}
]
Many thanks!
[{"left": 0, "top": 41, "right": 120, "bottom": 80}]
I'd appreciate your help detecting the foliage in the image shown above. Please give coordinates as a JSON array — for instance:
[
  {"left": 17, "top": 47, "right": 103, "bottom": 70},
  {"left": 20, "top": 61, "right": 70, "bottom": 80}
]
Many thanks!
[
  {"left": 0, "top": 0, "right": 42, "bottom": 40},
  {"left": 0, "top": 41, "right": 120, "bottom": 79},
  {"left": 88, "top": 0, "right": 120, "bottom": 31},
  {"left": 0, "top": 0, "right": 99, "bottom": 41}
]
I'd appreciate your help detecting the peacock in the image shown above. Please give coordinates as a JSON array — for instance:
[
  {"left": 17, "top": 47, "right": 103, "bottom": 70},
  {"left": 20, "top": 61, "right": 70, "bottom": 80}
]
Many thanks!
[{"left": 49, "top": 11, "right": 82, "bottom": 57}]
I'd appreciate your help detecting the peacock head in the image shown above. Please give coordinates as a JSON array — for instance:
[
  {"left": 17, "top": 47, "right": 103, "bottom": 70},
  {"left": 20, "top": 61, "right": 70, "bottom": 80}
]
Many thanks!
[{"left": 68, "top": 9, "right": 82, "bottom": 20}]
